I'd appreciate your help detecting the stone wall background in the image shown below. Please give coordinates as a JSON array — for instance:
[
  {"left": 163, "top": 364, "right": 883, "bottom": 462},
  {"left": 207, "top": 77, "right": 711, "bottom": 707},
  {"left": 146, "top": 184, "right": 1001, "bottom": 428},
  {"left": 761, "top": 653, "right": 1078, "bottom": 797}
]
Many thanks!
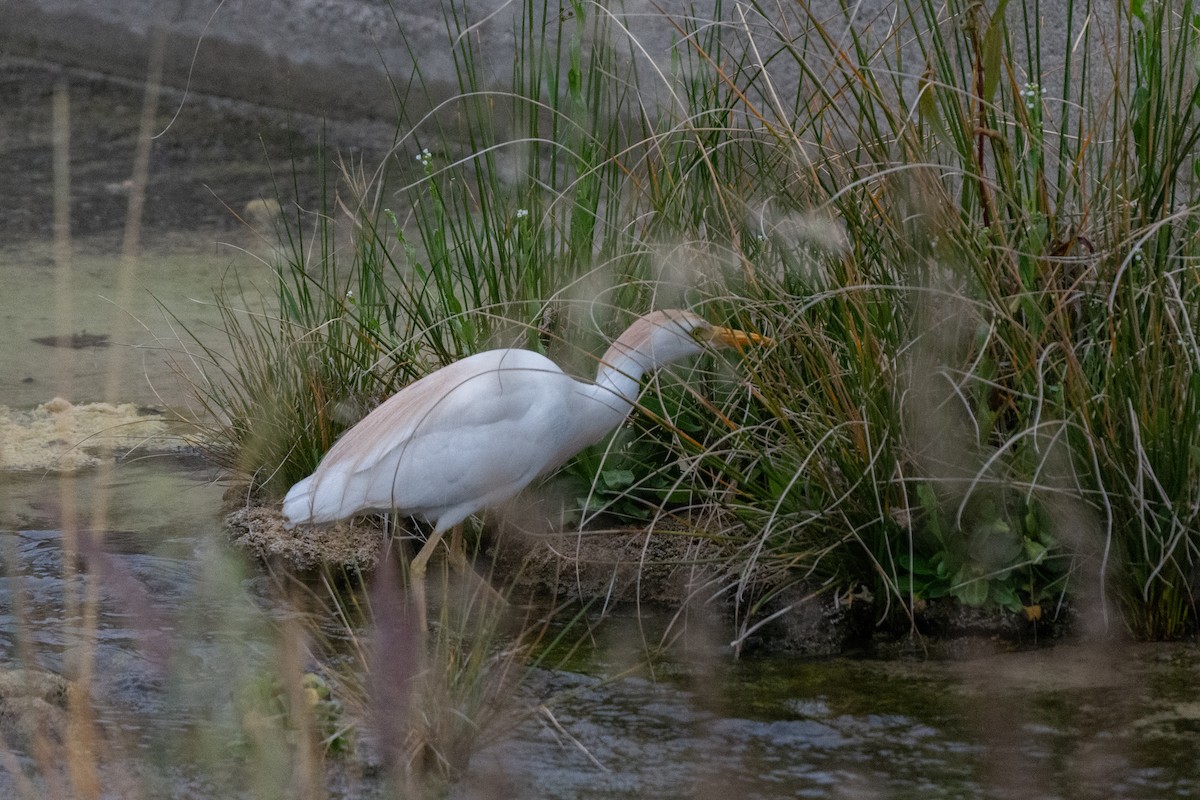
[
  {"left": 1, "top": 1, "right": 1109, "bottom": 122},
  {"left": 2, "top": 0, "right": 661, "bottom": 119}
]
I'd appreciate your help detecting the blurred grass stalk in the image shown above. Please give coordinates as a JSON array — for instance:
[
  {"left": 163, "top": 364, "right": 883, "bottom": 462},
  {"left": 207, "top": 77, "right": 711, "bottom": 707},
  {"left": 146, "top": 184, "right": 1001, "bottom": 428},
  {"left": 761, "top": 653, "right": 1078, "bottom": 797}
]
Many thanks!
[
  {"left": 48, "top": 71, "right": 96, "bottom": 800},
  {"left": 13, "top": 27, "right": 514, "bottom": 800}
]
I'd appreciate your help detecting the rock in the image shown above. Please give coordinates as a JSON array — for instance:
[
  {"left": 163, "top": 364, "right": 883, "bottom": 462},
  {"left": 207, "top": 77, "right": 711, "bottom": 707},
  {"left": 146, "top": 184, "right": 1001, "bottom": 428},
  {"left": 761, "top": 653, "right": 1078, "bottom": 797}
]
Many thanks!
[{"left": 0, "top": 668, "right": 71, "bottom": 749}]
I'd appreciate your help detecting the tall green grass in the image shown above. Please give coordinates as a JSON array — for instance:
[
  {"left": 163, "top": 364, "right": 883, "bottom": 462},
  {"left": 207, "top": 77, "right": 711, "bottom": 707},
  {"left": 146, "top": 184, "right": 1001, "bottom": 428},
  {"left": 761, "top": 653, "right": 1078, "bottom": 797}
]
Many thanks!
[{"left": 187, "top": 0, "right": 1200, "bottom": 640}]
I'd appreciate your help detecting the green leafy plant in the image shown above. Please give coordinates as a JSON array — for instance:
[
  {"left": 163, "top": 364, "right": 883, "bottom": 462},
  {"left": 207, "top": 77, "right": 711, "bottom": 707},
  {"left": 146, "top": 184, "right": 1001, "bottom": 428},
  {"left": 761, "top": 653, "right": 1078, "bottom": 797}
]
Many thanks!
[{"left": 898, "top": 484, "right": 1064, "bottom": 611}]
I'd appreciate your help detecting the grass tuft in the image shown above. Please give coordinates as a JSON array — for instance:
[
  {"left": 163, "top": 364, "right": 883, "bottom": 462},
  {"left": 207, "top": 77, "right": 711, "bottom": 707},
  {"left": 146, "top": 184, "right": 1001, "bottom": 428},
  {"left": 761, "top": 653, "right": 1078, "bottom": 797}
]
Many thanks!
[{"left": 179, "top": 0, "right": 1200, "bottom": 645}]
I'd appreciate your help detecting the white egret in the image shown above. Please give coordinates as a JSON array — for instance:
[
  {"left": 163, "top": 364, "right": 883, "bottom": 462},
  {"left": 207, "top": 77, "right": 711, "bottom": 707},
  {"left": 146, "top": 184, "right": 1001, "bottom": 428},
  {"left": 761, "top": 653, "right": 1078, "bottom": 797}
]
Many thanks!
[{"left": 281, "top": 309, "right": 769, "bottom": 622}]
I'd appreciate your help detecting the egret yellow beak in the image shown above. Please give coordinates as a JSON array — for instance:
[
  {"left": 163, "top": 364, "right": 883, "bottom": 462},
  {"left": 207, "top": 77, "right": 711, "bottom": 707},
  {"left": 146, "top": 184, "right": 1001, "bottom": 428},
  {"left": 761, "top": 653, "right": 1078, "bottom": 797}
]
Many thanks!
[{"left": 709, "top": 325, "right": 774, "bottom": 349}]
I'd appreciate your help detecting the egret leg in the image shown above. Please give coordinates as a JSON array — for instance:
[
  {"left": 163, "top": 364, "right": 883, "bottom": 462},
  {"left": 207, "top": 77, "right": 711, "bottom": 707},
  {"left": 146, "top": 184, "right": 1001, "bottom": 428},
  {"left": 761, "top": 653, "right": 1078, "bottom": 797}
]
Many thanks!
[
  {"left": 407, "top": 525, "right": 450, "bottom": 631},
  {"left": 447, "top": 525, "right": 508, "bottom": 607},
  {"left": 409, "top": 524, "right": 505, "bottom": 629},
  {"left": 447, "top": 525, "right": 467, "bottom": 571}
]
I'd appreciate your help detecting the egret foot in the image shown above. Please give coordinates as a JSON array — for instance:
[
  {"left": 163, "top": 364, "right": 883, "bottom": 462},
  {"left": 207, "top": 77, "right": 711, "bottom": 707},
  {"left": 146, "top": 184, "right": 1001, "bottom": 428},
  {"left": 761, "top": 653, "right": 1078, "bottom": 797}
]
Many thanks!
[{"left": 407, "top": 525, "right": 504, "bottom": 631}]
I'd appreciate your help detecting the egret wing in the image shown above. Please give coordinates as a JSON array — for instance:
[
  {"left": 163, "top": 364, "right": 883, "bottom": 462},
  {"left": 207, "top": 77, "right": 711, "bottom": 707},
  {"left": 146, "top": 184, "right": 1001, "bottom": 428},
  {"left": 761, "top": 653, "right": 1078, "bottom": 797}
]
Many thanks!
[{"left": 303, "top": 348, "right": 581, "bottom": 520}]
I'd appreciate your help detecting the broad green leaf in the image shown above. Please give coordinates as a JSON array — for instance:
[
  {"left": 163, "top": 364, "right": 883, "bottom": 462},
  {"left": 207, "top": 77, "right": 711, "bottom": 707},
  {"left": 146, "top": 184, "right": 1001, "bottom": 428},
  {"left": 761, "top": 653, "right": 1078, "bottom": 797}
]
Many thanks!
[
  {"left": 1023, "top": 536, "right": 1049, "bottom": 564},
  {"left": 600, "top": 468, "right": 636, "bottom": 490},
  {"left": 957, "top": 576, "right": 990, "bottom": 606}
]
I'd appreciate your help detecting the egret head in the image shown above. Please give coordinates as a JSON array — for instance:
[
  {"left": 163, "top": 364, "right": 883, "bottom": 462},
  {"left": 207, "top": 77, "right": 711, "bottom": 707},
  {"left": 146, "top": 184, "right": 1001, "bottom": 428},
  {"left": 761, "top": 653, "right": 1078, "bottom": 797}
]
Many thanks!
[{"left": 605, "top": 309, "right": 772, "bottom": 373}]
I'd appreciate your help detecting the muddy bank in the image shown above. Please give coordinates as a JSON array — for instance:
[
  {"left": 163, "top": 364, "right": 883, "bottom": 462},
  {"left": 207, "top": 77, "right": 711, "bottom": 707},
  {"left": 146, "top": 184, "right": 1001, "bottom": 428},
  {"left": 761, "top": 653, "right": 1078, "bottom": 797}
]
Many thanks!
[
  {"left": 225, "top": 500, "right": 726, "bottom": 604},
  {"left": 1, "top": 1, "right": 1114, "bottom": 128},
  {"left": 0, "top": 0, "right": 472, "bottom": 123},
  {"left": 0, "top": 58, "right": 380, "bottom": 245},
  {"left": 227, "top": 499, "right": 1069, "bottom": 657},
  {"left": 0, "top": 668, "right": 72, "bottom": 753}
]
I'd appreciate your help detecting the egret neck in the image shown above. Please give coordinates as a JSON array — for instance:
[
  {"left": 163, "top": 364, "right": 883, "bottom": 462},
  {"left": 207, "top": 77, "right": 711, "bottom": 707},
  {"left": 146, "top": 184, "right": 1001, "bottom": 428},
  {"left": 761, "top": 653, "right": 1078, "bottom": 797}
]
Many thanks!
[{"left": 582, "top": 335, "right": 669, "bottom": 433}]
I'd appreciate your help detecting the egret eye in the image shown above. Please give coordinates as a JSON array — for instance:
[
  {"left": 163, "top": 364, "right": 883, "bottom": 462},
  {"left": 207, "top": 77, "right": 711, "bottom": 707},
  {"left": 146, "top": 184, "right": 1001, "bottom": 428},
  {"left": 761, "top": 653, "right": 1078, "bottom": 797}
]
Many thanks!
[{"left": 689, "top": 324, "right": 713, "bottom": 342}]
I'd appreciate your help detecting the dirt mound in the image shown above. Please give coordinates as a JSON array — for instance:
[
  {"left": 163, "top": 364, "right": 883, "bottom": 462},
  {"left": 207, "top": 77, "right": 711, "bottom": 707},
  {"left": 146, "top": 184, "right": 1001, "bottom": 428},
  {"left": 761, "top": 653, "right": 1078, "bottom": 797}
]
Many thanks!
[{"left": 226, "top": 504, "right": 383, "bottom": 572}]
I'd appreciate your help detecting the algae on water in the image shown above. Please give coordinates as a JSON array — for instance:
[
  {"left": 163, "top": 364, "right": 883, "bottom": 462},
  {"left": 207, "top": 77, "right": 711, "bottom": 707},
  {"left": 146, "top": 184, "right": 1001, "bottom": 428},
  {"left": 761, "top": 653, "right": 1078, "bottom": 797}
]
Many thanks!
[{"left": 0, "top": 397, "right": 174, "bottom": 471}]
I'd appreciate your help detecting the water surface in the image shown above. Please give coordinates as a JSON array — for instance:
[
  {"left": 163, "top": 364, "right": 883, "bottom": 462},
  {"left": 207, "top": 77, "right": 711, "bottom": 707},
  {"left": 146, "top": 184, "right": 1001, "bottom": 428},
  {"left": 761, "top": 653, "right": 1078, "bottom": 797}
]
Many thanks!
[{"left": 4, "top": 457, "right": 1199, "bottom": 799}]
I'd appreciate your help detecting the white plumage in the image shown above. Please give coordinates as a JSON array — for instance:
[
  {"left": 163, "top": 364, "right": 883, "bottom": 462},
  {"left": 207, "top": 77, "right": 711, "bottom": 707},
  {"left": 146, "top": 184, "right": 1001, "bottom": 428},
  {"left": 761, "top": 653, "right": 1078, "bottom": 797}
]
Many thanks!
[
  {"left": 280, "top": 309, "right": 768, "bottom": 621},
  {"left": 282, "top": 347, "right": 617, "bottom": 529}
]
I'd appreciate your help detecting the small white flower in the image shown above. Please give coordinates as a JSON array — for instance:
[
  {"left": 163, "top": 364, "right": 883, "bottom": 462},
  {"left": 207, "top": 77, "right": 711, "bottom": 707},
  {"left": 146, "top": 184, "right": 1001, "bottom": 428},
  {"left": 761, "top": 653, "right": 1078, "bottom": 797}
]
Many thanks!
[
  {"left": 515, "top": 208, "right": 529, "bottom": 219},
  {"left": 415, "top": 148, "right": 433, "bottom": 169},
  {"left": 1020, "top": 81, "right": 1041, "bottom": 111}
]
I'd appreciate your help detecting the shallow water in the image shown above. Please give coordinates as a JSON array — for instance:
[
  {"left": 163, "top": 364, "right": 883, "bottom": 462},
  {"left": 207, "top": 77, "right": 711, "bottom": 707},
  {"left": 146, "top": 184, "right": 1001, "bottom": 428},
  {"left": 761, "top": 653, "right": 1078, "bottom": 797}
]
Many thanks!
[
  {"left": 3, "top": 458, "right": 1199, "bottom": 799},
  {"left": 0, "top": 58, "right": 338, "bottom": 410},
  {"left": 463, "top": 637, "right": 1200, "bottom": 800}
]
